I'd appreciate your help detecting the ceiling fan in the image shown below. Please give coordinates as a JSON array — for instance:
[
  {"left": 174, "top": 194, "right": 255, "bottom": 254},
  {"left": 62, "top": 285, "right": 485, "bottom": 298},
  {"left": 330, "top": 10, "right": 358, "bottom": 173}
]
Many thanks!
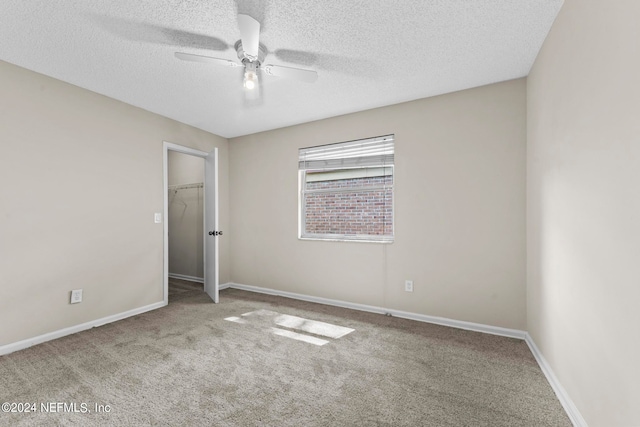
[{"left": 175, "top": 13, "right": 318, "bottom": 100}]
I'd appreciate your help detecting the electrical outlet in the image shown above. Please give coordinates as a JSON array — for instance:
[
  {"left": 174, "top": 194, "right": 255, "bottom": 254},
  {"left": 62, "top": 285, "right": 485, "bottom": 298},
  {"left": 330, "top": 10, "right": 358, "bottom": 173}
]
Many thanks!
[
  {"left": 405, "top": 280, "right": 413, "bottom": 292},
  {"left": 70, "top": 289, "right": 83, "bottom": 304}
]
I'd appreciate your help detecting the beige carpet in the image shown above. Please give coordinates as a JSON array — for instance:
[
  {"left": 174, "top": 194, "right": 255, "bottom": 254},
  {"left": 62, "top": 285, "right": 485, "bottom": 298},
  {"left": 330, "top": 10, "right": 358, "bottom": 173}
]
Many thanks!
[{"left": 0, "top": 279, "right": 571, "bottom": 426}]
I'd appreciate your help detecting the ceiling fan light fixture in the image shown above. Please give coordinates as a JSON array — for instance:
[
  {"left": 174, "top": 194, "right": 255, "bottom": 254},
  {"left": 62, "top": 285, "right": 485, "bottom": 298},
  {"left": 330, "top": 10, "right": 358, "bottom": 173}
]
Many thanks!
[
  {"left": 243, "top": 61, "right": 258, "bottom": 90},
  {"left": 244, "top": 70, "right": 257, "bottom": 90}
]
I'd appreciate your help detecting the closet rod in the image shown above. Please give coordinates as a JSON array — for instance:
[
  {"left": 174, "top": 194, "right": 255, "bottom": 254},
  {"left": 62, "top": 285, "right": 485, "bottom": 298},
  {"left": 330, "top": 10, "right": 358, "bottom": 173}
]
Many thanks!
[{"left": 168, "top": 182, "right": 203, "bottom": 191}]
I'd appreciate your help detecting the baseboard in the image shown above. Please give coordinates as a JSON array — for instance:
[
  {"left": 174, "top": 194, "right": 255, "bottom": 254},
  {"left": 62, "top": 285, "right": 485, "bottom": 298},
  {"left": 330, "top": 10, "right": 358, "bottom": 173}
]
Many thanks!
[
  {"left": 224, "top": 282, "right": 526, "bottom": 340},
  {"left": 218, "top": 282, "right": 232, "bottom": 290},
  {"left": 525, "top": 334, "right": 588, "bottom": 427},
  {"left": 168, "top": 273, "right": 204, "bottom": 283},
  {"left": 0, "top": 301, "right": 166, "bottom": 356}
]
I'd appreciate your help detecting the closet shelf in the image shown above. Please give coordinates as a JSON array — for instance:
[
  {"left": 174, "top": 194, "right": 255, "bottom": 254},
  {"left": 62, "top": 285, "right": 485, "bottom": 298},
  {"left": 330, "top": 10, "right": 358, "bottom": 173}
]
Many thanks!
[{"left": 168, "top": 182, "right": 203, "bottom": 191}]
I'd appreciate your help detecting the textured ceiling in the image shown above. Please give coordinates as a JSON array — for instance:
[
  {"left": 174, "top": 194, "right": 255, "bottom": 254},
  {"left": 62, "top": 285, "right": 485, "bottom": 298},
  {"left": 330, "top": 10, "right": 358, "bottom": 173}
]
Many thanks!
[{"left": 0, "top": 1, "right": 563, "bottom": 138}]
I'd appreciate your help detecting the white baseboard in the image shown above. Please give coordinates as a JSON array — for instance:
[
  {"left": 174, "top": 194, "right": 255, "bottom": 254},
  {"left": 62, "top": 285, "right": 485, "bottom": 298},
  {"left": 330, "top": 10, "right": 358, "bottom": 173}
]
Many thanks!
[
  {"left": 525, "top": 334, "right": 588, "bottom": 427},
  {"left": 223, "top": 282, "right": 526, "bottom": 340},
  {"left": 0, "top": 301, "right": 166, "bottom": 356},
  {"left": 168, "top": 273, "right": 204, "bottom": 283}
]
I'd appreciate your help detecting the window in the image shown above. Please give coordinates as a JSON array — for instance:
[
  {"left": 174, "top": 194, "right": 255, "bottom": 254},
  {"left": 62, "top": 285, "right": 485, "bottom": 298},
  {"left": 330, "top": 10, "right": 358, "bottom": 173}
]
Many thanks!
[{"left": 298, "top": 135, "right": 394, "bottom": 242}]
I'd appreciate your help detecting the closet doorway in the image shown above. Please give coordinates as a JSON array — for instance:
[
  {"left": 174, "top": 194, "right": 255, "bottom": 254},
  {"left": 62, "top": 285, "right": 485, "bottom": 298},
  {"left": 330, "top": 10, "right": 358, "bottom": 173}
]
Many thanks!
[
  {"left": 168, "top": 151, "right": 204, "bottom": 296},
  {"left": 163, "top": 142, "right": 219, "bottom": 304}
]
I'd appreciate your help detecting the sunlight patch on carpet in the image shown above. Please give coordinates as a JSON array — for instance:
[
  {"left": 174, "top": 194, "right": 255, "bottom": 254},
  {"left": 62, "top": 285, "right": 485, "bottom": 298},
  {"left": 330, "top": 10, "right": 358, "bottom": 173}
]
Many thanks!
[
  {"left": 270, "top": 327, "right": 330, "bottom": 346},
  {"left": 224, "top": 309, "right": 354, "bottom": 346}
]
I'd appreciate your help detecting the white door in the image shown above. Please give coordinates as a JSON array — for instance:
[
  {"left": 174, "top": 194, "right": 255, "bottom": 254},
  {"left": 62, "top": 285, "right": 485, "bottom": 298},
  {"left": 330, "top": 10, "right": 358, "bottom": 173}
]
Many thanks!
[{"left": 204, "top": 148, "right": 219, "bottom": 303}]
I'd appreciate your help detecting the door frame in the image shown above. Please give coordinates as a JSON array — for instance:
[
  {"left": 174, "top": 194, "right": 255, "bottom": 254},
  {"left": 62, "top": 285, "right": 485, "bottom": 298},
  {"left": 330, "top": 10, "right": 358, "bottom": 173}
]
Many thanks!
[{"left": 162, "top": 141, "right": 218, "bottom": 304}]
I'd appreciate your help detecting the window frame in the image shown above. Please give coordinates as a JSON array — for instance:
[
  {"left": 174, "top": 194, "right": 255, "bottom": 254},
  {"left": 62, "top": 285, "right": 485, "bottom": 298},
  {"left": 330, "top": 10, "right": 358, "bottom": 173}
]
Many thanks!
[{"left": 298, "top": 137, "right": 395, "bottom": 243}]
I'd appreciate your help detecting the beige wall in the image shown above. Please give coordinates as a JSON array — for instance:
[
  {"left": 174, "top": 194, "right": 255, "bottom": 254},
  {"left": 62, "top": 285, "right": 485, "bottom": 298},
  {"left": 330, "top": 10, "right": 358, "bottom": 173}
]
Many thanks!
[
  {"left": 229, "top": 78, "right": 527, "bottom": 329},
  {"left": 0, "top": 60, "right": 229, "bottom": 346},
  {"left": 168, "top": 152, "right": 204, "bottom": 279},
  {"left": 527, "top": 0, "right": 640, "bottom": 425}
]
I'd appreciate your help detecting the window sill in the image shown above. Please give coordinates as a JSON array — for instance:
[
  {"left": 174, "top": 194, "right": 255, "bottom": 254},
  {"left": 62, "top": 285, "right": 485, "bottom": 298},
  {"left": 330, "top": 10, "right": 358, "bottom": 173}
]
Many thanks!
[{"left": 299, "top": 236, "right": 394, "bottom": 244}]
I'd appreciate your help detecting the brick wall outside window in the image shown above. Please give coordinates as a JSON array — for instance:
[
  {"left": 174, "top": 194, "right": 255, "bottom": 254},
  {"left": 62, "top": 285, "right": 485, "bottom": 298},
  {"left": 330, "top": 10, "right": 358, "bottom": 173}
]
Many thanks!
[{"left": 304, "top": 175, "right": 393, "bottom": 236}]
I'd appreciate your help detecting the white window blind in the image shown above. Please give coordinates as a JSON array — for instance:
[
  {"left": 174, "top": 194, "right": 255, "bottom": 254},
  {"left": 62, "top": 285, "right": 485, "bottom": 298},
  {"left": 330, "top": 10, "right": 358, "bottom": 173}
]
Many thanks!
[{"left": 299, "top": 135, "right": 394, "bottom": 171}]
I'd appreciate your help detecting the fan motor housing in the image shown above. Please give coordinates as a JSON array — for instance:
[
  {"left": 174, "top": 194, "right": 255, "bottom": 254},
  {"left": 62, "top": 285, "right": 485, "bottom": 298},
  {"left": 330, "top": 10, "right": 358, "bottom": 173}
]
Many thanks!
[{"left": 235, "top": 40, "right": 267, "bottom": 65}]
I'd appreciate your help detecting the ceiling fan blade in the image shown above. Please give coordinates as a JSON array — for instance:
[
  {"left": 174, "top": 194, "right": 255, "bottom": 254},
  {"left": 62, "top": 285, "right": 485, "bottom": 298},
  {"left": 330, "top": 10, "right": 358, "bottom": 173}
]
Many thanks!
[
  {"left": 175, "top": 52, "right": 242, "bottom": 68},
  {"left": 92, "top": 15, "right": 230, "bottom": 51},
  {"left": 237, "top": 13, "right": 260, "bottom": 59},
  {"left": 262, "top": 64, "right": 318, "bottom": 83}
]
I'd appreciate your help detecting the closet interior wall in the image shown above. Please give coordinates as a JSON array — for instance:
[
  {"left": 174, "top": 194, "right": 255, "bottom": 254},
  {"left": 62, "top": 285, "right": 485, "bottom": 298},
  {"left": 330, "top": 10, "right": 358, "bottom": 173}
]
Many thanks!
[{"left": 168, "top": 151, "right": 205, "bottom": 281}]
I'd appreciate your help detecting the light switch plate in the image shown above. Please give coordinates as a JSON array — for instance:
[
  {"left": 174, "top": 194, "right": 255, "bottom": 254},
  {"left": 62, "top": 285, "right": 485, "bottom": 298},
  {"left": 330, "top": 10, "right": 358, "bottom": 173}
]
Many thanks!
[{"left": 154, "top": 213, "right": 162, "bottom": 223}]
